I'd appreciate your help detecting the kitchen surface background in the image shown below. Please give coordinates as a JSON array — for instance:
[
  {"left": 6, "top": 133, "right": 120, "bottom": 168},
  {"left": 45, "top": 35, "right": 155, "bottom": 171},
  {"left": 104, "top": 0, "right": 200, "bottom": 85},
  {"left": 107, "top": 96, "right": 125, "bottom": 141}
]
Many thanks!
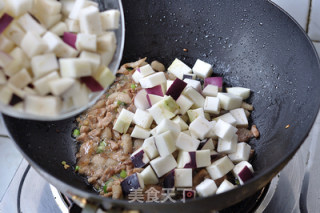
[{"left": 0, "top": 0, "right": 320, "bottom": 212}]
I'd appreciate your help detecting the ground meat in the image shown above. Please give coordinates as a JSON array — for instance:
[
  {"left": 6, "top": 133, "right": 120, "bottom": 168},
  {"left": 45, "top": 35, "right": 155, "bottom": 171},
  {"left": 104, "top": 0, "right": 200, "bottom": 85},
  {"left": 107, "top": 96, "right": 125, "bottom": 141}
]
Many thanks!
[
  {"left": 236, "top": 128, "right": 254, "bottom": 142},
  {"left": 112, "top": 184, "right": 123, "bottom": 199},
  {"left": 193, "top": 169, "right": 210, "bottom": 186},
  {"left": 121, "top": 134, "right": 133, "bottom": 154},
  {"left": 151, "top": 60, "right": 166, "bottom": 72},
  {"left": 251, "top": 125, "right": 260, "bottom": 138}
]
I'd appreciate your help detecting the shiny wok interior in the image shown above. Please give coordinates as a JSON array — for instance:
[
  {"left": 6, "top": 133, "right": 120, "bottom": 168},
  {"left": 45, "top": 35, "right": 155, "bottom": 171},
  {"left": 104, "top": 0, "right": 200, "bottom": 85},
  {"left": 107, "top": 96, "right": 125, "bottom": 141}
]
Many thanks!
[{"left": 2, "top": 0, "right": 320, "bottom": 212}]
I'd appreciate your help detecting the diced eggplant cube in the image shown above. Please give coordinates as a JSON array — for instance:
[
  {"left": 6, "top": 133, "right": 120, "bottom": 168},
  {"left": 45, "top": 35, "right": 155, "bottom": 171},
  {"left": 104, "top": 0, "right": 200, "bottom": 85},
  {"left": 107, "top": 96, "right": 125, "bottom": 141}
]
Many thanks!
[
  {"left": 97, "top": 32, "right": 116, "bottom": 53},
  {"left": 206, "top": 121, "right": 218, "bottom": 138},
  {"left": 175, "top": 168, "right": 193, "bottom": 187},
  {"left": 168, "top": 58, "right": 192, "bottom": 79},
  {"left": 131, "top": 125, "right": 150, "bottom": 139},
  {"left": 5, "top": 0, "right": 32, "bottom": 17},
  {"left": 8, "top": 68, "right": 31, "bottom": 89},
  {"left": 142, "top": 137, "right": 159, "bottom": 159},
  {"left": 172, "top": 116, "right": 189, "bottom": 131},
  {"left": 150, "top": 154, "right": 177, "bottom": 177},
  {"left": 79, "top": 51, "right": 101, "bottom": 73},
  {"left": 163, "top": 169, "right": 175, "bottom": 188},
  {"left": 0, "top": 85, "right": 13, "bottom": 105},
  {"left": 0, "top": 35, "right": 14, "bottom": 53},
  {"left": 226, "top": 87, "right": 251, "bottom": 100},
  {"left": 166, "top": 78, "right": 187, "bottom": 100},
  {"left": 217, "top": 134, "right": 238, "bottom": 154},
  {"left": 100, "top": 9, "right": 120, "bottom": 30},
  {"left": 59, "top": 58, "right": 92, "bottom": 78},
  {"left": 176, "top": 94, "right": 193, "bottom": 115},
  {"left": 214, "top": 119, "right": 238, "bottom": 141},
  {"left": 216, "top": 179, "right": 236, "bottom": 194},
  {"left": 0, "top": 70, "right": 6, "bottom": 85},
  {"left": 76, "top": 33, "right": 97, "bottom": 52},
  {"left": 113, "top": 109, "right": 134, "bottom": 134},
  {"left": 130, "top": 148, "right": 150, "bottom": 168},
  {"left": 155, "top": 131, "right": 177, "bottom": 157},
  {"left": 196, "top": 150, "right": 211, "bottom": 168},
  {"left": 187, "top": 108, "right": 205, "bottom": 122},
  {"left": 192, "top": 59, "right": 213, "bottom": 79},
  {"left": 202, "top": 85, "right": 218, "bottom": 97},
  {"left": 206, "top": 156, "right": 234, "bottom": 180},
  {"left": 148, "top": 96, "right": 179, "bottom": 124},
  {"left": 133, "top": 109, "right": 153, "bottom": 129},
  {"left": 33, "top": 71, "right": 60, "bottom": 96},
  {"left": 204, "top": 96, "right": 220, "bottom": 114},
  {"left": 217, "top": 92, "right": 242, "bottom": 110},
  {"left": 21, "top": 32, "right": 48, "bottom": 58},
  {"left": 176, "top": 132, "right": 200, "bottom": 151},
  {"left": 156, "top": 119, "right": 180, "bottom": 136},
  {"left": 232, "top": 161, "right": 254, "bottom": 185},
  {"left": 4, "top": 23, "right": 25, "bottom": 46},
  {"left": 189, "top": 116, "right": 212, "bottom": 140},
  {"left": 50, "top": 22, "right": 68, "bottom": 36},
  {"left": 121, "top": 173, "right": 145, "bottom": 196},
  {"left": 238, "top": 166, "right": 254, "bottom": 183},
  {"left": 138, "top": 64, "right": 155, "bottom": 77},
  {"left": 229, "top": 108, "right": 249, "bottom": 128},
  {"left": 49, "top": 78, "right": 75, "bottom": 96},
  {"left": 228, "top": 142, "right": 251, "bottom": 163},
  {"left": 79, "top": 6, "right": 102, "bottom": 35},
  {"left": 93, "top": 66, "right": 115, "bottom": 89},
  {"left": 183, "top": 87, "right": 205, "bottom": 108},
  {"left": 17, "top": 13, "right": 46, "bottom": 36},
  {"left": 139, "top": 72, "right": 167, "bottom": 88},
  {"left": 140, "top": 165, "right": 159, "bottom": 185},
  {"left": 214, "top": 113, "right": 237, "bottom": 126},
  {"left": 184, "top": 78, "right": 201, "bottom": 92},
  {"left": 24, "top": 95, "right": 62, "bottom": 116},
  {"left": 177, "top": 151, "right": 197, "bottom": 169},
  {"left": 134, "top": 89, "right": 150, "bottom": 110},
  {"left": 198, "top": 138, "right": 215, "bottom": 151},
  {"left": 147, "top": 94, "right": 163, "bottom": 106},
  {"left": 196, "top": 179, "right": 217, "bottom": 197},
  {"left": 31, "top": 53, "right": 59, "bottom": 79},
  {"left": 132, "top": 70, "right": 143, "bottom": 83}
]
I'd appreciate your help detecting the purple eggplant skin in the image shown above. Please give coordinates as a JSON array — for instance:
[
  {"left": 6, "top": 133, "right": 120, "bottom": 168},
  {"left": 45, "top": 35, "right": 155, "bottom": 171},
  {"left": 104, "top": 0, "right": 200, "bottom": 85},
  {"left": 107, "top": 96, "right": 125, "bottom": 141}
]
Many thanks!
[
  {"left": 121, "top": 173, "right": 142, "bottom": 196},
  {"left": 163, "top": 169, "right": 175, "bottom": 188},
  {"left": 130, "top": 149, "right": 148, "bottom": 168},
  {"left": 184, "top": 152, "right": 197, "bottom": 168},
  {"left": 182, "top": 74, "right": 193, "bottom": 80},
  {"left": 166, "top": 78, "right": 187, "bottom": 100},
  {"left": 238, "top": 166, "right": 254, "bottom": 183}
]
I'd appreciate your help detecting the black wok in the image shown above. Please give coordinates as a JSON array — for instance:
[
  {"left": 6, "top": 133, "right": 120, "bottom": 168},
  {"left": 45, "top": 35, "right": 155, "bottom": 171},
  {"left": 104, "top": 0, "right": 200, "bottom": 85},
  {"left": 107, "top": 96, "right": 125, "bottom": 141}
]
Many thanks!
[{"left": 2, "top": 0, "right": 320, "bottom": 212}]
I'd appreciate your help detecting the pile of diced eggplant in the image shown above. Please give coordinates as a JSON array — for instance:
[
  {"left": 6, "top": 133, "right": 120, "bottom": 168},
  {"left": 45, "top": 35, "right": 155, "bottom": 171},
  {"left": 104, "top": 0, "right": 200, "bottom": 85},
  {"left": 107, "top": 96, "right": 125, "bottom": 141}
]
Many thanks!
[
  {"left": 115, "top": 58, "right": 256, "bottom": 198},
  {"left": 0, "top": 0, "right": 120, "bottom": 116}
]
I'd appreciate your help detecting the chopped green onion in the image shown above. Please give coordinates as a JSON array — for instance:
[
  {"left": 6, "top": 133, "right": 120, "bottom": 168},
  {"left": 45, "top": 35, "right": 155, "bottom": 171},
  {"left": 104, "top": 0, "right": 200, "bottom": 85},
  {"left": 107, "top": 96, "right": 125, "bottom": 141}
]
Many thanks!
[
  {"left": 96, "top": 140, "right": 107, "bottom": 153},
  {"left": 131, "top": 84, "right": 136, "bottom": 90},
  {"left": 75, "top": 166, "right": 80, "bottom": 172},
  {"left": 120, "top": 170, "right": 127, "bottom": 178},
  {"left": 127, "top": 67, "right": 133, "bottom": 71},
  {"left": 106, "top": 94, "right": 110, "bottom": 98},
  {"left": 73, "top": 129, "right": 80, "bottom": 137},
  {"left": 116, "top": 100, "right": 127, "bottom": 107},
  {"left": 235, "top": 178, "right": 240, "bottom": 185},
  {"left": 103, "top": 178, "right": 114, "bottom": 193}
]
